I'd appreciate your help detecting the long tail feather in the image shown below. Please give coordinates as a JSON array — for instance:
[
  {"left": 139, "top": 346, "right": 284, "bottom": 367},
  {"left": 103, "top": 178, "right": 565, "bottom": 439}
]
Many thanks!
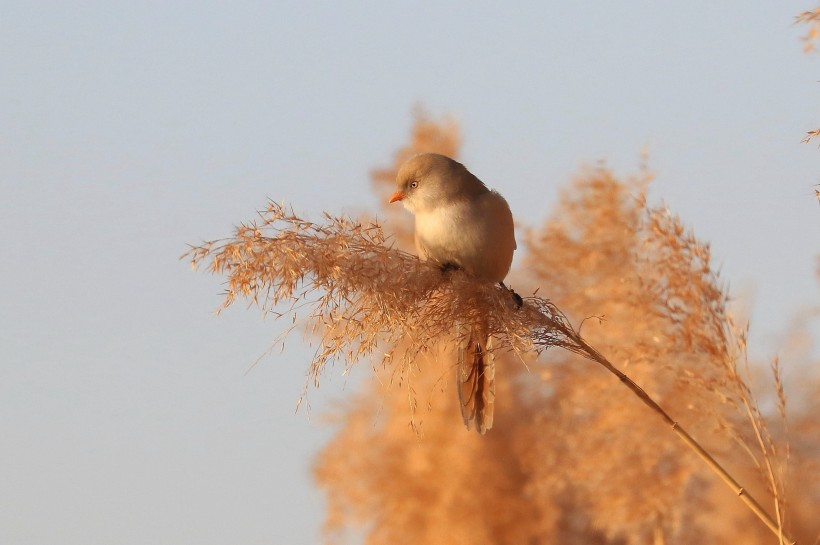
[{"left": 457, "top": 327, "right": 495, "bottom": 434}]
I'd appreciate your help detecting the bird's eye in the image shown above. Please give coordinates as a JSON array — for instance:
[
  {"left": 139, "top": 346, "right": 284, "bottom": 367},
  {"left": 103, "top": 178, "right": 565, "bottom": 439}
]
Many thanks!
[{"left": 409, "top": 180, "right": 418, "bottom": 189}]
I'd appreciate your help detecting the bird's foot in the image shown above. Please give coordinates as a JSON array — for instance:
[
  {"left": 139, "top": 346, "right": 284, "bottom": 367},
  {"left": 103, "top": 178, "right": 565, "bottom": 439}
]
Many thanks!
[
  {"left": 440, "top": 262, "right": 462, "bottom": 274},
  {"left": 499, "top": 282, "right": 524, "bottom": 309}
]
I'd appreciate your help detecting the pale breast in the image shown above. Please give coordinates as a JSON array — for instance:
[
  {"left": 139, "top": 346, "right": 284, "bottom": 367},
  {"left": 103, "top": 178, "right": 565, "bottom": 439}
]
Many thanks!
[{"left": 414, "top": 192, "right": 515, "bottom": 282}]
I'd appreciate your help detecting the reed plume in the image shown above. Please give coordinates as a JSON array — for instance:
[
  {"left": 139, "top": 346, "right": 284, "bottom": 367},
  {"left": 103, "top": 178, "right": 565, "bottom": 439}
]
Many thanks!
[{"left": 187, "top": 111, "right": 810, "bottom": 544}]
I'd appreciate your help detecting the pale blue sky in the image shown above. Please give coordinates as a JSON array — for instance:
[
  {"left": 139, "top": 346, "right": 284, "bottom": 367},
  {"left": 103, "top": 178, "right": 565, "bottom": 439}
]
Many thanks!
[{"left": 1, "top": 2, "right": 818, "bottom": 544}]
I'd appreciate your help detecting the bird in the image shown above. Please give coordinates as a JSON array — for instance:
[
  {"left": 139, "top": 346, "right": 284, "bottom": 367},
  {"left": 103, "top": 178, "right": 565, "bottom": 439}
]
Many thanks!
[{"left": 389, "top": 153, "right": 516, "bottom": 434}]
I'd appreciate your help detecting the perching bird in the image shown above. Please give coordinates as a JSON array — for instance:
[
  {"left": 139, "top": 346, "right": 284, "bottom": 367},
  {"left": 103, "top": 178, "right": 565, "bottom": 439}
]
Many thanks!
[{"left": 389, "top": 153, "right": 516, "bottom": 434}]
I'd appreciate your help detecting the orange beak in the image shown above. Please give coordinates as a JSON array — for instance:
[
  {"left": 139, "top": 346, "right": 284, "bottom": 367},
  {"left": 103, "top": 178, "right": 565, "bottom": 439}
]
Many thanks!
[{"left": 389, "top": 191, "right": 404, "bottom": 203}]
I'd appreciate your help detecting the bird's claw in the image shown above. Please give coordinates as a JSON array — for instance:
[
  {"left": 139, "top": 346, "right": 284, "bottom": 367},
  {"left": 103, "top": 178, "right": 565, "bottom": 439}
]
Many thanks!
[
  {"left": 511, "top": 290, "right": 523, "bottom": 308},
  {"left": 440, "top": 262, "right": 462, "bottom": 274},
  {"left": 499, "top": 282, "right": 524, "bottom": 309}
]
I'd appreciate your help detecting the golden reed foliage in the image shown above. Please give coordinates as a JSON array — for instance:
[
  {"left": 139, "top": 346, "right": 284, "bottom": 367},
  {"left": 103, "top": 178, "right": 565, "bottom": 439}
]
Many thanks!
[{"left": 187, "top": 110, "right": 819, "bottom": 544}]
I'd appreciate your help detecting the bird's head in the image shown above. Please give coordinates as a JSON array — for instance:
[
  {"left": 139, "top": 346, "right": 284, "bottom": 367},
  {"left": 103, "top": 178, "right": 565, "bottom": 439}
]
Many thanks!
[{"left": 390, "top": 153, "right": 486, "bottom": 214}]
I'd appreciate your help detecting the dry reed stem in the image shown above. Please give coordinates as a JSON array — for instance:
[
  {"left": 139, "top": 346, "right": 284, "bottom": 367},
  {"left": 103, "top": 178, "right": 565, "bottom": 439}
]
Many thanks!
[
  {"left": 539, "top": 313, "right": 794, "bottom": 544},
  {"left": 801, "top": 130, "right": 820, "bottom": 144},
  {"left": 186, "top": 200, "right": 793, "bottom": 543}
]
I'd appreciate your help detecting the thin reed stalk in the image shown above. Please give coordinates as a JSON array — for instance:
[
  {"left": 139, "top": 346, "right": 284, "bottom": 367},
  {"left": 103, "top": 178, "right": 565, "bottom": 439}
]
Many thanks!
[{"left": 525, "top": 300, "right": 794, "bottom": 544}]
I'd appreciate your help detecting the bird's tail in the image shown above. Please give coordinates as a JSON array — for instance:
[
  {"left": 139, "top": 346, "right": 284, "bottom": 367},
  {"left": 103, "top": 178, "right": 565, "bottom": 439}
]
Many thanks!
[{"left": 457, "top": 324, "right": 495, "bottom": 434}]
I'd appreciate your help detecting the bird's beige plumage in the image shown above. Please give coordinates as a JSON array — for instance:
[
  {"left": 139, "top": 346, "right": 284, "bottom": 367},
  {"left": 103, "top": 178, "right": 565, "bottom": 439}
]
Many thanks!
[{"left": 390, "top": 153, "right": 516, "bottom": 434}]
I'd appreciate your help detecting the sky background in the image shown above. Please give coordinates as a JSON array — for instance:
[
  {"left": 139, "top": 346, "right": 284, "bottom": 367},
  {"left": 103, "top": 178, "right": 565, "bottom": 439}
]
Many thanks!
[{"left": 1, "top": 2, "right": 818, "bottom": 544}]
